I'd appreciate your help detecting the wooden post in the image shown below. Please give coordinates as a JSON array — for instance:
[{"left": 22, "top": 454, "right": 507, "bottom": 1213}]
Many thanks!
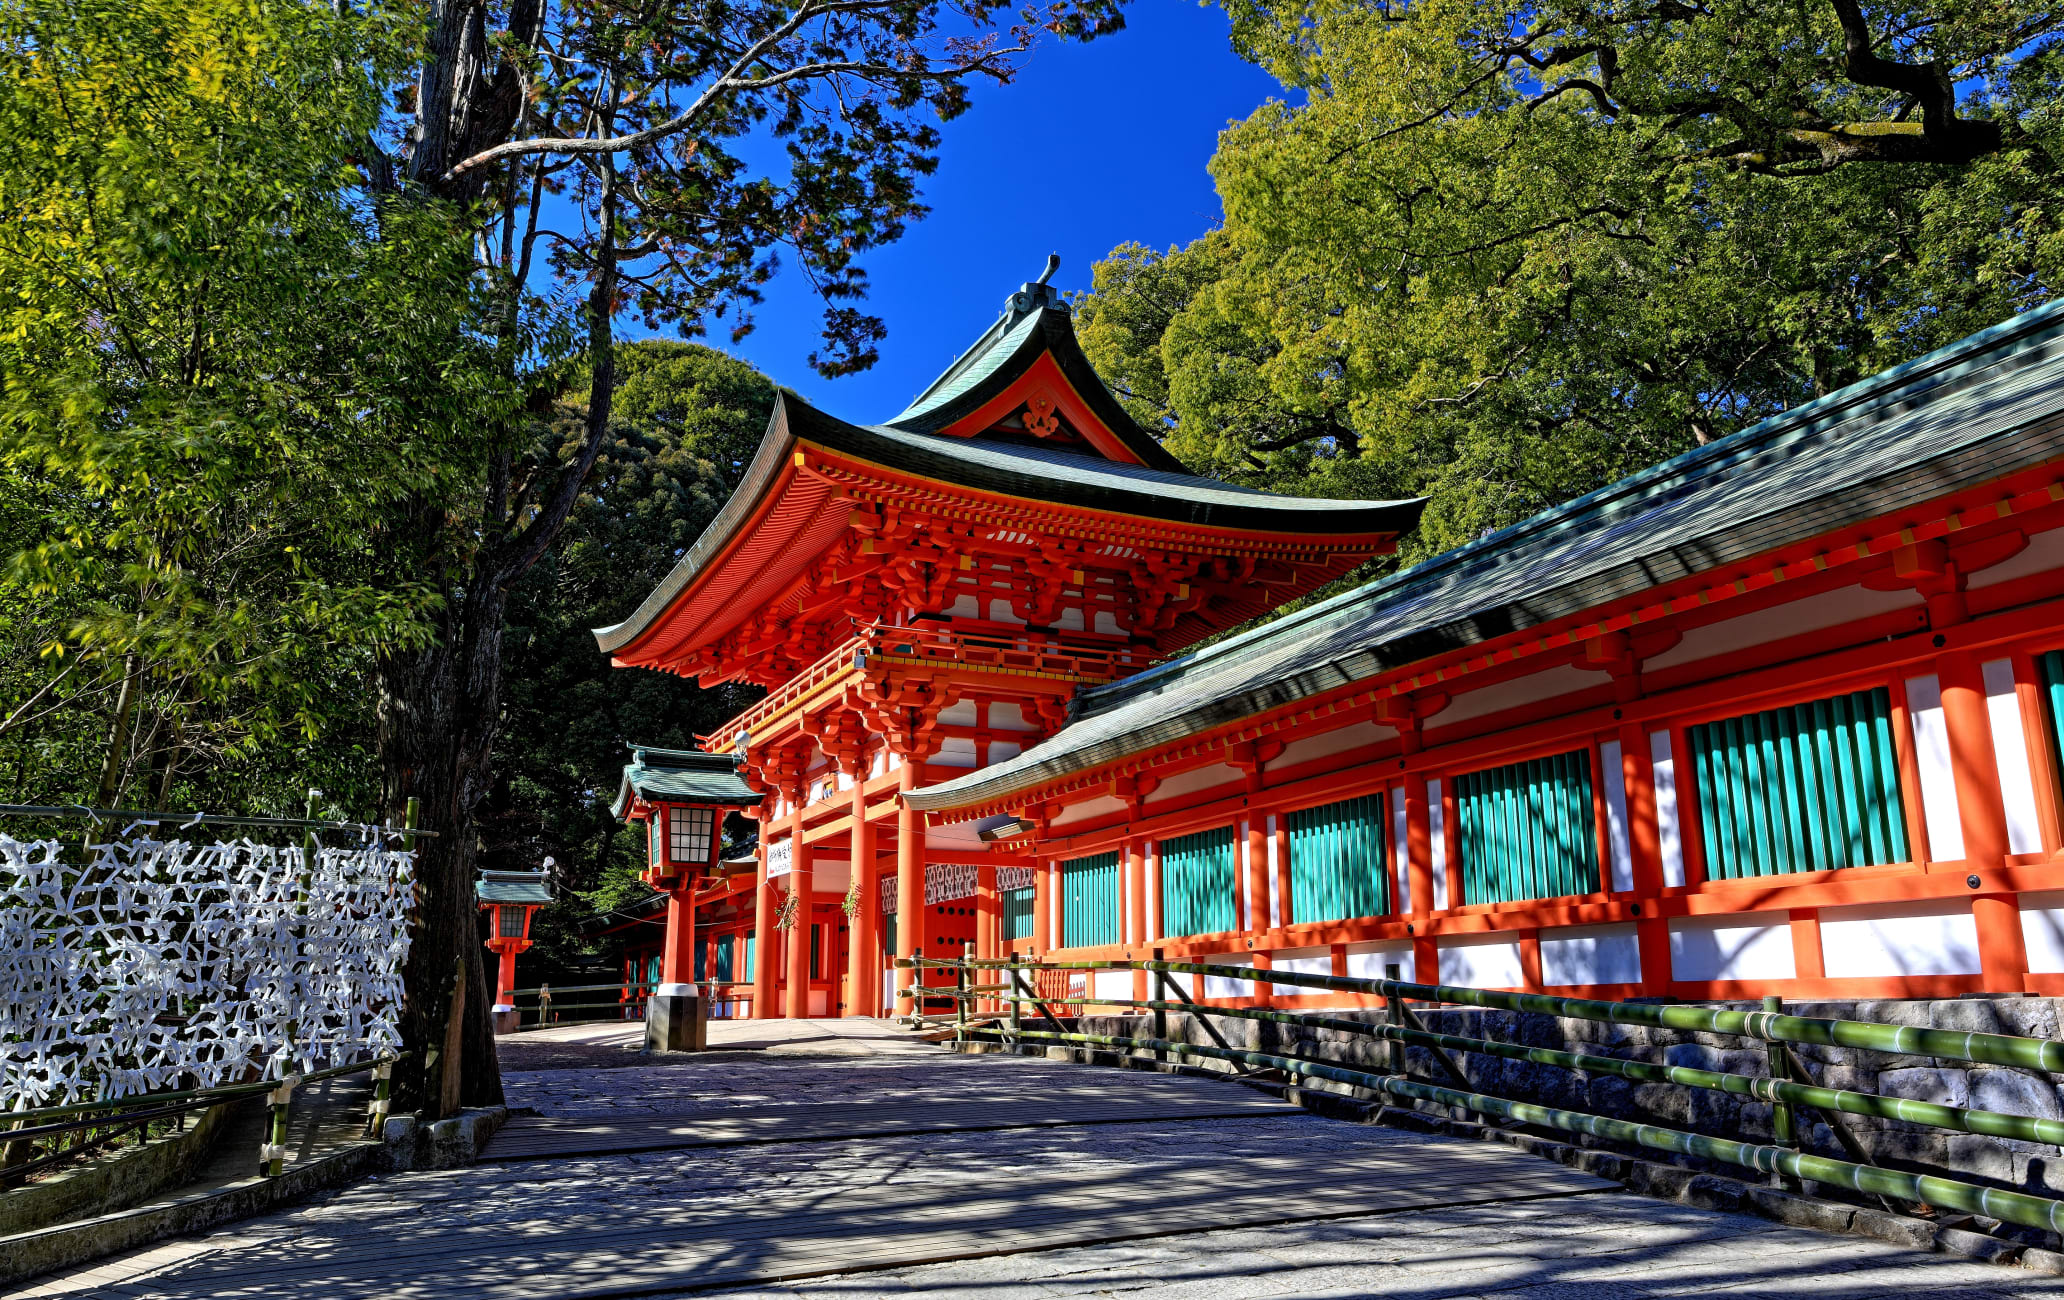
[
  {"left": 1007, "top": 957, "right": 1022, "bottom": 1044},
  {"left": 1383, "top": 962, "right": 1407, "bottom": 1077},
  {"left": 894, "top": 765, "right": 923, "bottom": 1013},
  {"left": 956, "top": 941, "right": 971, "bottom": 1042},
  {"left": 751, "top": 831, "right": 779, "bottom": 1018},
  {"left": 846, "top": 761, "right": 877, "bottom": 1016},
  {"left": 362, "top": 1059, "right": 394, "bottom": 1139},
  {"left": 785, "top": 832, "right": 814, "bottom": 1020},
  {"left": 1765, "top": 994, "right": 1799, "bottom": 1191},
  {"left": 437, "top": 953, "right": 466, "bottom": 1120}
]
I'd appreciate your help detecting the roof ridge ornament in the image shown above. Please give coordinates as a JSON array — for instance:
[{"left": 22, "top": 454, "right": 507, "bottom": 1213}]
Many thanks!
[{"left": 1005, "top": 252, "right": 1064, "bottom": 322}]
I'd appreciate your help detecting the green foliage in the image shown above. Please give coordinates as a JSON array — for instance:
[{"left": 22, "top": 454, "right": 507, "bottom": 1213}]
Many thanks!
[
  {"left": 1078, "top": 0, "right": 2064, "bottom": 563},
  {"left": 0, "top": 0, "right": 518, "bottom": 809},
  {"left": 483, "top": 341, "right": 776, "bottom": 980}
]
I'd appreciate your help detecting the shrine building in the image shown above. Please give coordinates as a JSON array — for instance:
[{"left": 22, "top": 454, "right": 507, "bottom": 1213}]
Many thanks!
[{"left": 598, "top": 272, "right": 2064, "bottom": 1017}]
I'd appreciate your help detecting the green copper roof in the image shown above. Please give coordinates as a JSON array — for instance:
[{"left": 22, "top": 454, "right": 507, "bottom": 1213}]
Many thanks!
[
  {"left": 476, "top": 870, "right": 552, "bottom": 905},
  {"left": 892, "top": 310, "right": 1046, "bottom": 426},
  {"left": 907, "top": 298, "right": 2064, "bottom": 814},
  {"left": 611, "top": 744, "right": 762, "bottom": 818}
]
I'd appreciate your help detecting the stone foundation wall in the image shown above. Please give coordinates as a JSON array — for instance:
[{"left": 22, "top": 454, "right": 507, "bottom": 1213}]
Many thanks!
[{"left": 1076, "top": 996, "right": 2064, "bottom": 1203}]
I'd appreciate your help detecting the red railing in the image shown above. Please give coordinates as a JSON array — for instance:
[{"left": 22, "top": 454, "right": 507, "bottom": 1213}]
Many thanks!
[{"left": 704, "top": 622, "right": 1155, "bottom": 748}]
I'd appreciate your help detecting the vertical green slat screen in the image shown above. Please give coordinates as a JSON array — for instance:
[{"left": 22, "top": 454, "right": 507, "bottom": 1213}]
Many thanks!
[
  {"left": 1160, "top": 826, "right": 1238, "bottom": 937},
  {"left": 1457, "top": 750, "right": 1600, "bottom": 904},
  {"left": 715, "top": 933, "right": 736, "bottom": 983},
  {"left": 1061, "top": 852, "right": 1122, "bottom": 947},
  {"left": 1288, "top": 795, "right": 1388, "bottom": 923},
  {"left": 1002, "top": 884, "right": 1036, "bottom": 941},
  {"left": 1688, "top": 686, "right": 1909, "bottom": 878}
]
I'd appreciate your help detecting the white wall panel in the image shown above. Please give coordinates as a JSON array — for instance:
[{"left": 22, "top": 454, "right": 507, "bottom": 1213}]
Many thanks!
[
  {"left": 1200, "top": 954, "right": 1254, "bottom": 999},
  {"left": 1266, "top": 814, "right": 1281, "bottom": 928},
  {"left": 1906, "top": 673, "right": 1965, "bottom": 861},
  {"left": 1983, "top": 658, "right": 2044, "bottom": 854},
  {"left": 1540, "top": 924, "right": 1642, "bottom": 987},
  {"left": 1093, "top": 969, "right": 1134, "bottom": 1002},
  {"left": 1437, "top": 935, "right": 1526, "bottom": 989},
  {"left": 1601, "top": 741, "right": 1634, "bottom": 893},
  {"left": 1392, "top": 787, "right": 1411, "bottom": 914},
  {"left": 1668, "top": 913, "right": 1794, "bottom": 982},
  {"left": 1651, "top": 731, "right": 1686, "bottom": 888},
  {"left": 1428, "top": 780, "right": 1449, "bottom": 911},
  {"left": 1345, "top": 942, "right": 1414, "bottom": 983},
  {"left": 1269, "top": 946, "right": 1331, "bottom": 995},
  {"left": 2020, "top": 891, "right": 2064, "bottom": 973},
  {"left": 1820, "top": 900, "right": 1982, "bottom": 978}
]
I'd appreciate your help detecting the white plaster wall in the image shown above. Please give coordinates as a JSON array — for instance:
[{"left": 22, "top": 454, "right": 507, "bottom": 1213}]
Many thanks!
[
  {"left": 1668, "top": 912, "right": 1795, "bottom": 982},
  {"left": 1540, "top": 923, "right": 1641, "bottom": 987},
  {"left": 1092, "top": 969, "right": 1133, "bottom": 1002},
  {"left": 1601, "top": 741, "right": 1634, "bottom": 893},
  {"left": 988, "top": 701, "right": 1035, "bottom": 731},
  {"left": 1266, "top": 814, "right": 1281, "bottom": 928},
  {"left": 987, "top": 740, "right": 1022, "bottom": 765},
  {"left": 1645, "top": 583, "right": 1923, "bottom": 672},
  {"left": 987, "top": 598, "right": 1025, "bottom": 625},
  {"left": 933, "top": 736, "right": 978, "bottom": 768},
  {"left": 1391, "top": 788, "right": 1411, "bottom": 914},
  {"left": 1437, "top": 935, "right": 1526, "bottom": 989},
  {"left": 2020, "top": 891, "right": 2064, "bottom": 973},
  {"left": 1272, "top": 721, "right": 1396, "bottom": 771},
  {"left": 937, "top": 698, "right": 979, "bottom": 726},
  {"left": 1432, "top": 664, "right": 1608, "bottom": 730},
  {"left": 1428, "top": 780, "right": 1449, "bottom": 911},
  {"left": 1820, "top": 900, "right": 1982, "bottom": 978},
  {"left": 1983, "top": 658, "right": 2044, "bottom": 854},
  {"left": 1144, "top": 763, "right": 1242, "bottom": 805},
  {"left": 1967, "top": 523, "right": 2064, "bottom": 589},
  {"left": 1268, "top": 946, "right": 1331, "bottom": 995},
  {"left": 1906, "top": 673, "right": 1965, "bottom": 861},
  {"left": 1345, "top": 941, "right": 1414, "bottom": 983},
  {"left": 1049, "top": 794, "right": 1126, "bottom": 830},
  {"left": 1651, "top": 730, "right": 1687, "bottom": 888},
  {"left": 943, "top": 593, "right": 981, "bottom": 618},
  {"left": 1094, "top": 611, "right": 1124, "bottom": 636},
  {"left": 1199, "top": 953, "right": 1255, "bottom": 999}
]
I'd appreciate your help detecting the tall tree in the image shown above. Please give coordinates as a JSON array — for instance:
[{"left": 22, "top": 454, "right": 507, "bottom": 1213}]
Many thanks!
[
  {"left": 0, "top": 0, "right": 505, "bottom": 818},
  {"left": 1078, "top": 0, "right": 2064, "bottom": 560},
  {"left": 370, "top": 0, "right": 1132, "bottom": 1109}
]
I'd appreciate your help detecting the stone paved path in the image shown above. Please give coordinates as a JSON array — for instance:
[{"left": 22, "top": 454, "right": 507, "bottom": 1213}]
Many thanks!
[{"left": 18, "top": 1019, "right": 2064, "bottom": 1299}]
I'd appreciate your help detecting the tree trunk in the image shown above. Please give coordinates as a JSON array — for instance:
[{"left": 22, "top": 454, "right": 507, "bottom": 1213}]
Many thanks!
[{"left": 378, "top": 567, "right": 512, "bottom": 1114}]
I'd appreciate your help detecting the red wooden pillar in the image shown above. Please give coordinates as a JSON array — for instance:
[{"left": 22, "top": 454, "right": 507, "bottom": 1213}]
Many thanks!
[
  {"left": 1405, "top": 780, "right": 1435, "bottom": 923},
  {"left": 1126, "top": 838, "right": 1148, "bottom": 1002},
  {"left": 975, "top": 859, "right": 998, "bottom": 1013},
  {"left": 661, "top": 883, "right": 697, "bottom": 986},
  {"left": 1244, "top": 816, "right": 1270, "bottom": 936},
  {"left": 894, "top": 762, "right": 924, "bottom": 1014},
  {"left": 1033, "top": 855, "right": 1052, "bottom": 954},
  {"left": 846, "top": 768, "right": 878, "bottom": 1017},
  {"left": 786, "top": 827, "right": 815, "bottom": 1019},
  {"left": 751, "top": 832, "right": 779, "bottom": 1018},
  {"left": 1939, "top": 651, "right": 2028, "bottom": 992},
  {"left": 1619, "top": 722, "right": 1673, "bottom": 996}
]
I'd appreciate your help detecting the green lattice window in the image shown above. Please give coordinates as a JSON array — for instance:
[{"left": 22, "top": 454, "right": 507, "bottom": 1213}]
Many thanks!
[
  {"left": 1002, "top": 885, "right": 1036, "bottom": 941},
  {"left": 1458, "top": 750, "right": 1600, "bottom": 904},
  {"left": 1288, "top": 795, "right": 1388, "bottom": 923},
  {"left": 1061, "top": 852, "right": 1121, "bottom": 947},
  {"left": 1688, "top": 686, "right": 1909, "bottom": 878},
  {"left": 1160, "top": 826, "right": 1238, "bottom": 937}
]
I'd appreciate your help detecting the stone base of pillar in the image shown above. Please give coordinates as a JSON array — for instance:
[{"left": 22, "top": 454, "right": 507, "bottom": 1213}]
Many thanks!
[
  {"left": 644, "top": 984, "right": 708, "bottom": 1053},
  {"left": 492, "top": 1004, "right": 521, "bottom": 1036}
]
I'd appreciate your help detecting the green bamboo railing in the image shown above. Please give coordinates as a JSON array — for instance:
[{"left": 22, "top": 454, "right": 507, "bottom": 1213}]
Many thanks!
[{"left": 901, "top": 954, "right": 2064, "bottom": 1236}]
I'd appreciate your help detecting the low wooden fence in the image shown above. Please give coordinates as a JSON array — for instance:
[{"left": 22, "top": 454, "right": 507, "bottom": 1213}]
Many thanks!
[
  {"left": 901, "top": 953, "right": 2064, "bottom": 1238},
  {"left": 3, "top": 1052, "right": 402, "bottom": 1185},
  {"left": 506, "top": 979, "right": 755, "bottom": 1028}
]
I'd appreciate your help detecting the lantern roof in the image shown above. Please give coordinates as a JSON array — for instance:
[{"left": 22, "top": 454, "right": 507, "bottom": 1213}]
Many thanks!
[
  {"left": 612, "top": 744, "right": 763, "bottom": 818},
  {"left": 475, "top": 869, "right": 552, "bottom": 905},
  {"left": 908, "top": 296, "right": 2064, "bottom": 816}
]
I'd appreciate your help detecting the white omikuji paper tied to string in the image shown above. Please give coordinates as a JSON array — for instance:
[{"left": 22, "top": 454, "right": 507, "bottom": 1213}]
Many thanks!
[{"left": 0, "top": 833, "right": 415, "bottom": 1108}]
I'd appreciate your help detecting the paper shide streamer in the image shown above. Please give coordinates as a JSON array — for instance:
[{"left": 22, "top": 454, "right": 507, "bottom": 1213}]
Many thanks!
[{"left": 0, "top": 833, "right": 415, "bottom": 1108}]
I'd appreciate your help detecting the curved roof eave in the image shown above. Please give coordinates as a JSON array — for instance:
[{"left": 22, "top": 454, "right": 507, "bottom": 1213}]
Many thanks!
[{"left": 592, "top": 399, "right": 801, "bottom": 658}]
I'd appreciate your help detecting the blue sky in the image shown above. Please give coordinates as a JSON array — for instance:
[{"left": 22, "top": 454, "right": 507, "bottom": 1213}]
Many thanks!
[{"left": 632, "top": 2, "right": 1283, "bottom": 419}]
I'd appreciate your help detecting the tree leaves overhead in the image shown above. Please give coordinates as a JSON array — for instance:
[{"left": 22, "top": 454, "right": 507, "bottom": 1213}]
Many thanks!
[{"left": 1079, "top": 0, "right": 2064, "bottom": 560}]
